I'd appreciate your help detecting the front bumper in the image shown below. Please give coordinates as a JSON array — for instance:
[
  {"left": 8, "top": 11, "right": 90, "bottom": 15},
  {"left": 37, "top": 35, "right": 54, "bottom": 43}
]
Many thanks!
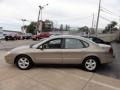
[{"left": 5, "top": 53, "right": 16, "bottom": 64}]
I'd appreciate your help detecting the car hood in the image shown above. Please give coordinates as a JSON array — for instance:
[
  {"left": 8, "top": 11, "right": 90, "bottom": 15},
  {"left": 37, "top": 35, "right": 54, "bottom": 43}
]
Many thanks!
[{"left": 10, "top": 45, "right": 30, "bottom": 52}]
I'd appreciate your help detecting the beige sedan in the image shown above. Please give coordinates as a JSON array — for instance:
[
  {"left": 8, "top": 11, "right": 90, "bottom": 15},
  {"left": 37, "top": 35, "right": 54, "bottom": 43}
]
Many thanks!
[{"left": 5, "top": 35, "right": 113, "bottom": 71}]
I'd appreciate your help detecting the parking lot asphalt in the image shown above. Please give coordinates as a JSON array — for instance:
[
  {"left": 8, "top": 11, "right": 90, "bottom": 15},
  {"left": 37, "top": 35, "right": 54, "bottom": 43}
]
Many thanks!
[
  {"left": 0, "top": 40, "right": 39, "bottom": 51},
  {"left": 0, "top": 40, "right": 120, "bottom": 90},
  {"left": 0, "top": 51, "right": 120, "bottom": 90},
  {"left": 96, "top": 42, "right": 120, "bottom": 79},
  {"left": 0, "top": 40, "right": 120, "bottom": 79}
]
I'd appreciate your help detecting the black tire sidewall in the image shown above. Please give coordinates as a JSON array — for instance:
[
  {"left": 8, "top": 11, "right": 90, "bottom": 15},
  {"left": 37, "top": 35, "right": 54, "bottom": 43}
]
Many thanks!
[
  {"left": 82, "top": 57, "right": 98, "bottom": 72},
  {"left": 16, "top": 55, "right": 33, "bottom": 70}
]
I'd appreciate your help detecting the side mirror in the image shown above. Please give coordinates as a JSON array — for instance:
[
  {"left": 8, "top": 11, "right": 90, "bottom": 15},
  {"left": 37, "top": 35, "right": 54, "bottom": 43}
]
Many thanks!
[{"left": 39, "top": 45, "right": 44, "bottom": 50}]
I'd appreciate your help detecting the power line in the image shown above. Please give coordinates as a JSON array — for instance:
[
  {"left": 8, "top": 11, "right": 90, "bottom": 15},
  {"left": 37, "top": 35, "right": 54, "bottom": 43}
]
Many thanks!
[
  {"left": 100, "top": 16, "right": 119, "bottom": 27},
  {"left": 100, "top": 16, "right": 111, "bottom": 22},
  {"left": 101, "top": 9, "right": 114, "bottom": 16},
  {"left": 100, "top": 8, "right": 119, "bottom": 22},
  {"left": 101, "top": 7, "right": 119, "bottom": 17}
]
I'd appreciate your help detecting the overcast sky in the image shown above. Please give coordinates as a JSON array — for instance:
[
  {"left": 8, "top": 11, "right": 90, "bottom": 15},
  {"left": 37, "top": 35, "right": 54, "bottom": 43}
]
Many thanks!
[{"left": 0, "top": 0, "right": 120, "bottom": 31}]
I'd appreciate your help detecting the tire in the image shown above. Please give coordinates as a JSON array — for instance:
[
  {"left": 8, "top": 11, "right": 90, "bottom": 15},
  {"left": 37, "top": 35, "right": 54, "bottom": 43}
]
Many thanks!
[
  {"left": 82, "top": 57, "right": 99, "bottom": 72},
  {"left": 36, "top": 37, "right": 39, "bottom": 40},
  {"left": 5, "top": 36, "right": 8, "bottom": 41},
  {"left": 32, "top": 38, "right": 37, "bottom": 41},
  {"left": 15, "top": 55, "right": 33, "bottom": 70}
]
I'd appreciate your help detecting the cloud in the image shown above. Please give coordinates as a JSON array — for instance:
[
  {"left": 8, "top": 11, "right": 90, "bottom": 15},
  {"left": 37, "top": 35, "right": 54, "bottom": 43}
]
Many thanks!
[{"left": 0, "top": 0, "right": 119, "bottom": 31}]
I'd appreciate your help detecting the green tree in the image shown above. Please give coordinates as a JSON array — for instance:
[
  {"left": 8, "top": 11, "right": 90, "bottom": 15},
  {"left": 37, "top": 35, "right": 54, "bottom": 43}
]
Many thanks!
[
  {"left": 26, "top": 22, "right": 36, "bottom": 35},
  {"left": 78, "top": 26, "right": 89, "bottom": 34},
  {"left": 103, "top": 21, "right": 118, "bottom": 33},
  {"left": 42, "top": 20, "right": 53, "bottom": 32}
]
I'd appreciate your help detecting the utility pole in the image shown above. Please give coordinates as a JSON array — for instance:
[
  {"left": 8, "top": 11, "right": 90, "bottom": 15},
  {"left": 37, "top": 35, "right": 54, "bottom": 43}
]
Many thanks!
[
  {"left": 95, "top": 0, "right": 102, "bottom": 36},
  {"left": 37, "top": 4, "right": 48, "bottom": 35},
  {"left": 92, "top": 13, "right": 95, "bottom": 29},
  {"left": 90, "top": 13, "right": 95, "bottom": 37},
  {"left": 119, "top": 16, "right": 120, "bottom": 30}
]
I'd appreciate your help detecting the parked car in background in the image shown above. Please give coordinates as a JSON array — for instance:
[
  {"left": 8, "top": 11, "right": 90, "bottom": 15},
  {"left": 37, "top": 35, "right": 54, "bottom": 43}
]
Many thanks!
[
  {"left": 5, "top": 35, "right": 113, "bottom": 72},
  {"left": 32, "top": 32, "right": 51, "bottom": 40},
  {"left": 50, "top": 34, "right": 62, "bottom": 37},
  {"left": 5, "top": 34, "right": 16, "bottom": 41},
  {"left": 5, "top": 34, "right": 22, "bottom": 40},
  {"left": 22, "top": 33, "right": 32, "bottom": 40},
  {"left": 14, "top": 34, "right": 22, "bottom": 40},
  {"left": 83, "top": 36, "right": 113, "bottom": 55},
  {"left": 83, "top": 36, "right": 110, "bottom": 45}
]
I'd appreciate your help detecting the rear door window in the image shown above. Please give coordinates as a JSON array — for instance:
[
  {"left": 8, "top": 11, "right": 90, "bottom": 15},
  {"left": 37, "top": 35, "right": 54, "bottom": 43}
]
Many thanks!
[{"left": 64, "top": 38, "right": 88, "bottom": 49}]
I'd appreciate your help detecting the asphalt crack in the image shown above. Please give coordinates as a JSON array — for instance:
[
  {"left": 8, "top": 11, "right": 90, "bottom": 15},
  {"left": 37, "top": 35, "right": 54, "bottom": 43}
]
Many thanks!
[{"left": 81, "top": 73, "right": 95, "bottom": 90}]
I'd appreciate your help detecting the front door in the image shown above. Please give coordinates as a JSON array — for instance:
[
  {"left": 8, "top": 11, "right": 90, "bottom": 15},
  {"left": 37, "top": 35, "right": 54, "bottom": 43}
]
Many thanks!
[{"left": 36, "top": 38, "right": 63, "bottom": 64}]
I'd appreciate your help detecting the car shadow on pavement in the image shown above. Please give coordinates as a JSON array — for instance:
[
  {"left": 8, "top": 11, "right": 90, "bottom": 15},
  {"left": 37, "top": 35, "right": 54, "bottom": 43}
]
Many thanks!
[
  {"left": 96, "top": 64, "right": 120, "bottom": 79},
  {"left": 33, "top": 64, "right": 82, "bottom": 69},
  {"left": 94, "top": 42, "right": 120, "bottom": 80},
  {"left": 32, "top": 62, "right": 120, "bottom": 80}
]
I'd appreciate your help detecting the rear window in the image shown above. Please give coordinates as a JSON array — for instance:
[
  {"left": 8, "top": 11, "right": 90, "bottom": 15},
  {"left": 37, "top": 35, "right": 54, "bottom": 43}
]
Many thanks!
[{"left": 82, "top": 41, "right": 89, "bottom": 48}]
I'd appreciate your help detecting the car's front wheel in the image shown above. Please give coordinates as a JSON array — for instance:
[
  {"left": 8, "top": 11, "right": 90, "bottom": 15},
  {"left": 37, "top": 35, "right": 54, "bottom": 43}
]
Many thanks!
[
  {"left": 82, "top": 57, "right": 99, "bottom": 72},
  {"left": 15, "top": 55, "right": 33, "bottom": 70}
]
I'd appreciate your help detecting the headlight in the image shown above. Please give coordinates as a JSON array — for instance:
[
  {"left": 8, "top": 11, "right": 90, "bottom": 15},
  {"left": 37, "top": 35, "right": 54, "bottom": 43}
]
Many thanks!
[{"left": 6, "top": 51, "right": 11, "bottom": 55}]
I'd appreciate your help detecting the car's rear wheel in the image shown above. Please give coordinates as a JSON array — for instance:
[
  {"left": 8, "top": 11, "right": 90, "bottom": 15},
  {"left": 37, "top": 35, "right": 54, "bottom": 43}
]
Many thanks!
[
  {"left": 15, "top": 55, "right": 33, "bottom": 70},
  {"left": 82, "top": 57, "right": 99, "bottom": 72}
]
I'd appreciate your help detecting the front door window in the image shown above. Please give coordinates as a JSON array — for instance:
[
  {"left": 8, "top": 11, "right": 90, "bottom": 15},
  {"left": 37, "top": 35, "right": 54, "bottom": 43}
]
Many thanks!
[{"left": 42, "top": 39, "right": 62, "bottom": 49}]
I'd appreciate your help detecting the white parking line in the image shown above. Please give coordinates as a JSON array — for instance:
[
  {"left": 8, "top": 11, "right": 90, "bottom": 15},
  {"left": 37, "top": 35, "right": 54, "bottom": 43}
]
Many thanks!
[
  {"left": 91, "top": 80, "right": 120, "bottom": 90},
  {"left": 53, "top": 69, "right": 91, "bottom": 81}
]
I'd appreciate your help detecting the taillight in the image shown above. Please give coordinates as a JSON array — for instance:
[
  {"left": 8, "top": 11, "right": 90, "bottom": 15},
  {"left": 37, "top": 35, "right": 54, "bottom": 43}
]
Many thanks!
[{"left": 109, "top": 47, "right": 113, "bottom": 54}]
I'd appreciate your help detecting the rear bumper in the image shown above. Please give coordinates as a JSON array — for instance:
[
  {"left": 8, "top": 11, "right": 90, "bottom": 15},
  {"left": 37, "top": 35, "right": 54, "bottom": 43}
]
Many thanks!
[{"left": 100, "top": 53, "right": 114, "bottom": 64}]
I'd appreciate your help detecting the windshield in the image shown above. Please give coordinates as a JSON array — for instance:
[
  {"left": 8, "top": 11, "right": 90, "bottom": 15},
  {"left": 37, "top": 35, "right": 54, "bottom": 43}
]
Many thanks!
[{"left": 30, "top": 38, "right": 47, "bottom": 48}]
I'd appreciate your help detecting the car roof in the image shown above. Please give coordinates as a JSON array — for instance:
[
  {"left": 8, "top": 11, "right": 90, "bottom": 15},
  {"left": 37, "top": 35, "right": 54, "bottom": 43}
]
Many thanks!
[
  {"left": 33, "top": 35, "right": 99, "bottom": 48},
  {"left": 49, "top": 35, "right": 86, "bottom": 39},
  {"left": 48, "top": 35, "right": 97, "bottom": 44}
]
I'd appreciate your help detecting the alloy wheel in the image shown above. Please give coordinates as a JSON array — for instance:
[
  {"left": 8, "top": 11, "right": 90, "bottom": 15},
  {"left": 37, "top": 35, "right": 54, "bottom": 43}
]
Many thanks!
[
  {"left": 84, "top": 58, "right": 97, "bottom": 71},
  {"left": 18, "top": 57, "right": 30, "bottom": 69}
]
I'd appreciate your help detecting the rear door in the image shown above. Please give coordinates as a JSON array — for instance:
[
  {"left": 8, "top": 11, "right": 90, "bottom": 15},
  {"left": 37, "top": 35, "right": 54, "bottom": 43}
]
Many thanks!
[{"left": 62, "top": 38, "right": 89, "bottom": 64}]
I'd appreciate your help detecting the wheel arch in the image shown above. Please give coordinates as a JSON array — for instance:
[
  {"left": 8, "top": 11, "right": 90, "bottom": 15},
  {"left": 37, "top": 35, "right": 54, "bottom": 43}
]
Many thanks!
[
  {"left": 82, "top": 55, "right": 101, "bottom": 65},
  {"left": 14, "top": 54, "right": 33, "bottom": 64}
]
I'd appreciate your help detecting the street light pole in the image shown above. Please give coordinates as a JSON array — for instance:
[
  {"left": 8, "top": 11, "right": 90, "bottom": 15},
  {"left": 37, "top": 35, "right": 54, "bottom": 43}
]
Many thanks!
[
  {"left": 37, "top": 7, "right": 41, "bottom": 23},
  {"left": 92, "top": 13, "right": 95, "bottom": 29},
  {"left": 37, "top": 6, "right": 42, "bottom": 35},
  {"left": 21, "top": 19, "right": 27, "bottom": 26},
  {"left": 21, "top": 19, "right": 27, "bottom": 34},
  {"left": 37, "top": 4, "right": 48, "bottom": 35},
  {"left": 95, "top": 0, "right": 102, "bottom": 36}
]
